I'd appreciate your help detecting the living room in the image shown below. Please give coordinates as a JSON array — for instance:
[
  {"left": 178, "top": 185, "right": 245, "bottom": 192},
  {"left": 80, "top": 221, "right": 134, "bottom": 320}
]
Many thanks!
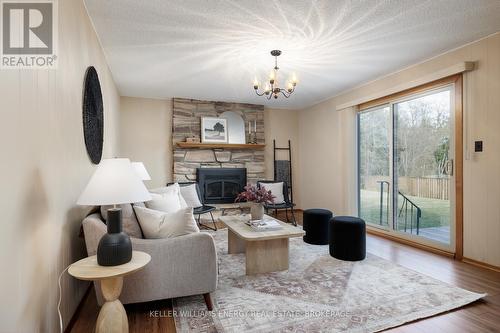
[{"left": 1, "top": 0, "right": 500, "bottom": 332}]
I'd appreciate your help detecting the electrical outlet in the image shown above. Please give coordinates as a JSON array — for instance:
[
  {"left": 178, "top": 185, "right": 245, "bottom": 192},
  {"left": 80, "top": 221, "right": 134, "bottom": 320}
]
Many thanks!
[{"left": 474, "top": 141, "right": 483, "bottom": 152}]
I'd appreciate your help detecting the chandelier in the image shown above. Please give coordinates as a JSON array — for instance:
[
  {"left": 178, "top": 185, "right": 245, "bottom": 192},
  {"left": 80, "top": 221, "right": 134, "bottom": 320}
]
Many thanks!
[{"left": 253, "top": 50, "right": 298, "bottom": 99}]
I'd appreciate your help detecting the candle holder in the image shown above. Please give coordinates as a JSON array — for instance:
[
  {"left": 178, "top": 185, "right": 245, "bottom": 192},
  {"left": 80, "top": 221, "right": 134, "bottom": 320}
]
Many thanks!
[
  {"left": 247, "top": 132, "right": 256, "bottom": 144},
  {"left": 247, "top": 120, "right": 258, "bottom": 144}
]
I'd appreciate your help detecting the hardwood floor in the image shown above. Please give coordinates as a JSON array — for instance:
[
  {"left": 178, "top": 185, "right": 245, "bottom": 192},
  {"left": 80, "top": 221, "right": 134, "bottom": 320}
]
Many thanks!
[{"left": 70, "top": 211, "right": 500, "bottom": 333}]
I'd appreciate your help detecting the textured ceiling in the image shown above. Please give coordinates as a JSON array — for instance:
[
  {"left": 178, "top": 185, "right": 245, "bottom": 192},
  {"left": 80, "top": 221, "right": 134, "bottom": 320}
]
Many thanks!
[{"left": 84, "top": 0, "right": 500, "bottom": 109}]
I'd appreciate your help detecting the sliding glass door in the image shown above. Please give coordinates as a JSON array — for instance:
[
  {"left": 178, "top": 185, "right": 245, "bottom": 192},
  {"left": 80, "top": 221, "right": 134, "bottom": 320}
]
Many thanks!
[
  {"left": 358, "top": 84, "right": 456, "bottom": 251},
  {"left": 394, "top": 88, "right": 454, "bottom": 245},
  {"left": 358, "top": 105, "right": 391, "bottom": 227}
]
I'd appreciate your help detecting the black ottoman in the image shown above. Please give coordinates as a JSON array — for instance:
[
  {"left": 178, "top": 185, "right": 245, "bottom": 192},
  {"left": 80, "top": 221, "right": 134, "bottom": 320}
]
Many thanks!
[
  {"left": 329, "top": 216, "right": 366, "bottom": 261},
  {"left": 303, "top": 209, "right": 333, "bottom": 245}
]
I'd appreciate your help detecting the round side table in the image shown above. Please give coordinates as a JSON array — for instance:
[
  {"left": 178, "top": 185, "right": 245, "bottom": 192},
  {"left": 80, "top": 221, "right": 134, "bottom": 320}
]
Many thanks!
[{"left": 69, "top": 251, "right": 151, "bottom": 333}]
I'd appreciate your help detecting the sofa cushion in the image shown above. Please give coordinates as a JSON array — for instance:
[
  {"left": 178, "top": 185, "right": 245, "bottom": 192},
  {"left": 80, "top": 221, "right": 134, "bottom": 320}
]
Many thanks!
[
  {"left": 179, "top": 183, "right": 202, "bottom": 208},
  {"left": 146, "top": 193, "right": 181, "bottom": 212},
  {"left": 133, "top": 202, "right": 146, "bottom": 208},
  {"left": 149, "top": 183, "right": 188, "bottom": 210},
  {"left": 134, "top": 206, "right": 199, "bottom": 239},
  {"left": 100, "top": 204, "right": 143, "bottom": 238}
]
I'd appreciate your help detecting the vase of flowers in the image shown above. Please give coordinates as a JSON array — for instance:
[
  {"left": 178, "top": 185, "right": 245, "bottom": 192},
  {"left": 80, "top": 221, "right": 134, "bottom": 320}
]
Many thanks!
[
  {"left": 250, "top": 202, "right": 265, "bottom": 221},
  {"left": 235, "top": 184, "right": 275, "bottom": 220}
]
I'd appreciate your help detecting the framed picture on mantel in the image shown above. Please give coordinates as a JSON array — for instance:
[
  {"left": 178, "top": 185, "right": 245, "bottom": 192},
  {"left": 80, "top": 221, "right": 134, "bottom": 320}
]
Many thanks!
[{"left": 201, "top": 117, "right": 228, "bottom": 143}]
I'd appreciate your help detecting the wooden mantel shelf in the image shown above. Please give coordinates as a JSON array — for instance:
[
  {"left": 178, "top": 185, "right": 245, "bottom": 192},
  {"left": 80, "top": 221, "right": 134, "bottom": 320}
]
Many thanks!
[{"left": 176, "top": 142, "right": 265, "bottom": 149}]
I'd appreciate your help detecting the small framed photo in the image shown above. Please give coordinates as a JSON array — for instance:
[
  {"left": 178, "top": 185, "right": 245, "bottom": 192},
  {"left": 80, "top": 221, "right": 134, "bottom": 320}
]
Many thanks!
[{"left": 201, "top": 117, "right": 228, "bottom": 143}]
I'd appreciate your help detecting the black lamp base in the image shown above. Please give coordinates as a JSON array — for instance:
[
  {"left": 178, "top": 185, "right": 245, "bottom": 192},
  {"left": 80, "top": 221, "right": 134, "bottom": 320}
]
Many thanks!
[{"left": 97, "top": 208, "right": 132, "bottom": 266}]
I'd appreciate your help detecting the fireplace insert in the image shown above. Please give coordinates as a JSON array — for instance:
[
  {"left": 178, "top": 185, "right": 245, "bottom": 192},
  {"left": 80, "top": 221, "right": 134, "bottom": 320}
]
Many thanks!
[{"left": 197, "top": 168, "right": 247, "bottom": 204}]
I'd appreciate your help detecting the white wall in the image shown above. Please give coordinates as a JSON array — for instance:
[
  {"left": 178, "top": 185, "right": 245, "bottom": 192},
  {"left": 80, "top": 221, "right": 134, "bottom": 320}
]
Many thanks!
[
  {"left": 120, "top": 97, "right": 173, "bottom": 188},
  {"left": 297, "top": 103, "right": 357, "bottom": 216},
  {"left": 298, "top": 100, "right": 341, "bottom": 213},
  {"left": 264, "top": 108, "right": 301, "bottom": 208},
  {"left": 298, "top": 32, "right": 500, "bottom": 267},
  {"left": 0, "top": 0, "right": 121, "bottom": 331}
]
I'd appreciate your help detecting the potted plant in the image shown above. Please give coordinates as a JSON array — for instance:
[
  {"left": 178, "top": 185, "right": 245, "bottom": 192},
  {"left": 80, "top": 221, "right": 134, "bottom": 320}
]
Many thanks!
[{"left": 235, "top": 184, "right": 275, "bottom": 220}]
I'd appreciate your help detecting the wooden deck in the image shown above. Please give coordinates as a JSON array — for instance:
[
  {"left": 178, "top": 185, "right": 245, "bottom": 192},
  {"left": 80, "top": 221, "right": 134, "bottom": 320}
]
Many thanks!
[
  {"left": 418, "top": 226, "right": 451, "bottom": 244},
  {"left": 401, "top": 225, "right": 451, "bottom": 244}
]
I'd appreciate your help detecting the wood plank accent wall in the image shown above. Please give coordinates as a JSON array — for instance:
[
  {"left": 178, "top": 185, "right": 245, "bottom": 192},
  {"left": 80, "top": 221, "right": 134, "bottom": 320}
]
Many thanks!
[{"left": 172, "top": 98, "right": 265, "bottom": 183}]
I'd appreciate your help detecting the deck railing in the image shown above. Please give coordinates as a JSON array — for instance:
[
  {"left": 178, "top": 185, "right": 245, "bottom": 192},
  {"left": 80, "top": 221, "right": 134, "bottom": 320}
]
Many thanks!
[
  {"left": 375, "top": 181, "right": 422, "bottom": 234},
  {"left": 398, "top": 191, "right": 422, "bottom": 235},
  {"left": 376, "top": 180, "right": 390, "bottom": 226}
]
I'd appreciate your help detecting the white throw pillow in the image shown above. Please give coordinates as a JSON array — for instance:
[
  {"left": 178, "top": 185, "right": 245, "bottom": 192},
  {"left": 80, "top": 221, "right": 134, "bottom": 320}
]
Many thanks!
[
  {"left": 150, "top": 184, "right": 188, "bottom": 209},
  {"left": 262, "top": 182, "right": 285, "bottom": 204},
  {"left": 146, "top": 193, "right": 181, "bottom": 213},
  {"left": 177, "top": 189, "right": 188, "bottom": 208},
  {"left": 134, "top": 206, "right": 199, "bottom": 239},
  {"left": 179, "top": 184, "right": 203, "bottom": 208}
]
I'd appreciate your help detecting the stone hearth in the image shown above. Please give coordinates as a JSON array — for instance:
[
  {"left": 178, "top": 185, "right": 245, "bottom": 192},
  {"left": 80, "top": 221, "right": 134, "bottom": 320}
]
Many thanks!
[{"left": 172, "top": 98, "right": 265, "bottom": 183}]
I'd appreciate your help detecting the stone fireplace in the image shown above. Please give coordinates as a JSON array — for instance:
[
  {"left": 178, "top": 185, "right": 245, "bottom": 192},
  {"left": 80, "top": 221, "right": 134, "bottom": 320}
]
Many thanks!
[{"left": 172, "top": 98, "right": 265, "bottom": 184}]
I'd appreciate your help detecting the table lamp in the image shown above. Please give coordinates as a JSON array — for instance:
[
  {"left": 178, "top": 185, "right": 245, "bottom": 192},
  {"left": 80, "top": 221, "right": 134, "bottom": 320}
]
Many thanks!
[
  {"left": 131, "top": 162, "right": 151, "bottom": 181},
  {"left": 77, "top": 158, "right": 152, "bottom": 266}
]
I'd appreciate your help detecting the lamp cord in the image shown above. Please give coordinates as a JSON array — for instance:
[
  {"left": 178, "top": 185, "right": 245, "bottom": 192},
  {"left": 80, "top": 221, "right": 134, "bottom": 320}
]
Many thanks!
[{"left": 58, "top": 265, "right": 70, "bottom": 333}]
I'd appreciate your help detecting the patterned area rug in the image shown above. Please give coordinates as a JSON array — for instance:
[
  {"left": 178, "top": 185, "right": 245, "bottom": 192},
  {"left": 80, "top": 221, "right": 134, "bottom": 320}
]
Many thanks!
[{"left": 174, "top": 228, "right": 485, "bottom": 332}]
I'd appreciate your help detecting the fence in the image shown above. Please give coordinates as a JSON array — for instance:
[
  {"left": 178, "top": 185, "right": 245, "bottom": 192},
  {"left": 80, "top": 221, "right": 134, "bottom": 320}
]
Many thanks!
[
  {"left": 362, "top": 176, "right": 450, "bottom": 200},
  {"left": 404, "top": 177, "right": 450, "bottom": 200}
]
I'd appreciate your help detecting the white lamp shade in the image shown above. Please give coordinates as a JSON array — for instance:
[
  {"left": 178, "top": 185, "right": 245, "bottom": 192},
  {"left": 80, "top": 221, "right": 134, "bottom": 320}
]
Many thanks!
[
  {"left": 131, "top": 162, "right": 151, "bottom": 181},
  {"left": 77, "top": 158, "right": 152, "bottom": 206}
]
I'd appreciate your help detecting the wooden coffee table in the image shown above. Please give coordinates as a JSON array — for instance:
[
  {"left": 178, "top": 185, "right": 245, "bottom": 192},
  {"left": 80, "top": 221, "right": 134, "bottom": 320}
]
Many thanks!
[{"left": 219, "top": 215, "right": 305, "bottom": 275}]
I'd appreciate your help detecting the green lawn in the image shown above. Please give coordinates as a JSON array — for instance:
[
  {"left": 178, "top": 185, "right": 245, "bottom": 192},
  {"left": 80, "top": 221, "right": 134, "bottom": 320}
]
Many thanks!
[{"left": 359, "top": 190, "right": 450, "bottom": 230}]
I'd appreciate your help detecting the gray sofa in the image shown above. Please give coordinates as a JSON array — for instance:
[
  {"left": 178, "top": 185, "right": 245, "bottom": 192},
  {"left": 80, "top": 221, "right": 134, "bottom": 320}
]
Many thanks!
[{"left": 82, "top": 212, "right": 218, "bottom": 309}]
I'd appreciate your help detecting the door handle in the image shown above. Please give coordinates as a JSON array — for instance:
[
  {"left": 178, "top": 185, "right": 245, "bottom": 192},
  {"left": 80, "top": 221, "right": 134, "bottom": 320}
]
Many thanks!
[{"left": 445, "top": 159, "right": 454, "bottom": 176}]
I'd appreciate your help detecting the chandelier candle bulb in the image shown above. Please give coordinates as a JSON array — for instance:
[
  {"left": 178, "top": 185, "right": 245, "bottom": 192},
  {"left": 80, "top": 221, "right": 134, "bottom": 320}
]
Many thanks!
[{"left": 253, "top": 50, "right": 297, "bottom": 100}]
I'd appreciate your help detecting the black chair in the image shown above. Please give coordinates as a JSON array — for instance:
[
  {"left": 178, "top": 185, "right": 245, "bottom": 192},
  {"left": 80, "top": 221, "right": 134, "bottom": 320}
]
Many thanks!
[
  {"left": 257, "top": 180, "right": 297, "bottom": 226},
  {"left": 167, "top": 182, "right": 217, "bottom": 231}
]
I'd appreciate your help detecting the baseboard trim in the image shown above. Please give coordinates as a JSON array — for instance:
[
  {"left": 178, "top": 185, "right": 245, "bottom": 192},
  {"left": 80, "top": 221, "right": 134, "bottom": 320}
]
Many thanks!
[
  {"left": 64, "top": 283, "right": 92, "bottom": 333},
  {"left": 367, "top": 228, "right": 455, "bottom": 258},
  {"left": 462, "top": 257, "right": 500, "bottom": 273}
]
